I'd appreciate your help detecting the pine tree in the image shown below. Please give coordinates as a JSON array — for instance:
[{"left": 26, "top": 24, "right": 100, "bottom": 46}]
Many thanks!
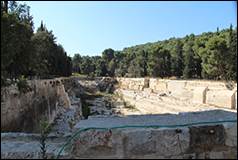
[{"left": 171, "top": 39, "right": 184, "bottom": 77}]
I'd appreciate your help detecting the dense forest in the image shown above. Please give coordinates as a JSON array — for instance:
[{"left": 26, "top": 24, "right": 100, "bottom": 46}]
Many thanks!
[
  {"left": 1, "top": 1, "right": 72, "bottom": 86},
  {"left": 1, "top": 1, "right": 237, "bottom": 87},
  {"left": 72, "top": 26, "right": 237, "bottom": 81}
]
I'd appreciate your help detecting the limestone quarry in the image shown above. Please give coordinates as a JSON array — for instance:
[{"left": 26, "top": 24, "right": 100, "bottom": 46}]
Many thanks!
[{"left": 1, "top": 77, "right": 237, "bottom": 159}]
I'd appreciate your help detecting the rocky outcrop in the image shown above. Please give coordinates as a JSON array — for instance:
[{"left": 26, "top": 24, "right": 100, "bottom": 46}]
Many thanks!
[
  {"left": 97, "top": 77, "right": 118, "bottom": 93},
  {"left": 60, "top": 77, "right": 85, "bottom": 98},
  {"left": 1, "top": 78, "right": 71, "bottom": 133},
  {"left": 1, "top": 77, "right": 237, "bottom": 159}
]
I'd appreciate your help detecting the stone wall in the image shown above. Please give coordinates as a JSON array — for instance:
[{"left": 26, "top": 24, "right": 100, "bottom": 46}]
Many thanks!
[
  {"left": 116, "top": 78, "right": 237, "bottom": 109},
  {"left": 71, "top": 110, "right": 237, "bottom": 159},
  {"left": 70, "top": 125, "right": 237, "bottom": 159},
  {"left": 1, "top": 78, "right": 70, "bottom": 132},
  {"left": 116, "top": 78, "right": 149, "bottom": 91},
  {"left": 1, "top": 110, "right": 237, "bottom": 159}
]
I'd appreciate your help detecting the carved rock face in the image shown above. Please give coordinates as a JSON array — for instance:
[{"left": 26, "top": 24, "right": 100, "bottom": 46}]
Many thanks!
[
  {"left": 189, "top": 125, "right": 225, "bottom": 152},
  {"left": 1, "top": 79, "right": 71, "bottom": 132}
]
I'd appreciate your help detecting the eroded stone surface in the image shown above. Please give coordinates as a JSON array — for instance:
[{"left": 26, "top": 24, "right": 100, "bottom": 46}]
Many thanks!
[
  {"left": 1, "top": 77, "right": 237, "bottom": 159},
  {"left": 70, "top": 113, "right": 236, "bottom": 159},
  {"left": 117, "top": 78, "right": 237, "bottom": 109},
  {"left": 189, "top": 125, "right": 225, "bottom": 152}
]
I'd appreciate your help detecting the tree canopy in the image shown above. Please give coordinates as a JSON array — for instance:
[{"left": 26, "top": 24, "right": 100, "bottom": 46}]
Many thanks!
[
  {"left": 1, "top": 1, "right": 72, "bottom": 84},
  {"left": 1, "top": 1, "right": 237, "bottom": 84},
  {"left": 72, "top": 25, "right": 237, "bottom": 81}
]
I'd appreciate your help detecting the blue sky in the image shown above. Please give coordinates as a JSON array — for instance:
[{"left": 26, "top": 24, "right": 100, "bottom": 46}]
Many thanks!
[{"left": 24, "top": 1, "right": 237, "bottom": 57}]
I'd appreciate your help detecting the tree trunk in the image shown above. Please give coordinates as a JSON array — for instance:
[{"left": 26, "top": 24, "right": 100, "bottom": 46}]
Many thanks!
[{"left": 4, "top": 1, "right": 8, "bottom": 13}]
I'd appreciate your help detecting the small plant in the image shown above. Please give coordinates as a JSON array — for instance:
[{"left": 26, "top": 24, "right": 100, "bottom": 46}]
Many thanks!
[{"left": 39, "top": 119, "right": 52, "bottom": 159}]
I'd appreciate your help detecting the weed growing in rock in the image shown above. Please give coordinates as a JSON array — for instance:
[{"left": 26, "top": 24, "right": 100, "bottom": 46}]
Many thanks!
[{"left": 39, "top": 119, "right": 52, "bottom": 159}]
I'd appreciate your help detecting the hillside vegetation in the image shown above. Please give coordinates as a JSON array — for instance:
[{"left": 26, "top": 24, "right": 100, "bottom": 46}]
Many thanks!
[
  {"left": 1, "top": 1, "right": 72, "bottom": 86},
  {"left": 72, "top": 27, "right": 237, "bottom": 81},
  {"left": 1, "top": 1, "right": 237, "bottom": 87}
]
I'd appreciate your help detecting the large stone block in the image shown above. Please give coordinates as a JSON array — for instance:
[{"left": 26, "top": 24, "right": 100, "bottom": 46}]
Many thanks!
[
  {"left": 121, "top": 128, "right": 156, "bottom": 158},
  {"left": 152, "top": 128, "right": 190, "bottom": 157},
  {"left": 206, "top": 89, "right": 236, "bottom": 109},
  {"left": 189, "top": 125, "right": 225, "bottom": 152},
  {"left": 72, "top": 129, "right": 116, "bottom": 158}
]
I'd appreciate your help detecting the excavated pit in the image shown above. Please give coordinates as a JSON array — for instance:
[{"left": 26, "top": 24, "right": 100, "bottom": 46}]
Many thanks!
[{"left": 1, "top": 77, "right": 237, "bottom": 159}]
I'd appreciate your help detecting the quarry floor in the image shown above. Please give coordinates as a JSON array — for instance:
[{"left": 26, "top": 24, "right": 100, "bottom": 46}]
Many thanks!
[
  {"left": 49, "top": 77, "right": 237, "bottom": 136},
  {"left": 1, "top": 78, "right": 237, "bottom": 159}
]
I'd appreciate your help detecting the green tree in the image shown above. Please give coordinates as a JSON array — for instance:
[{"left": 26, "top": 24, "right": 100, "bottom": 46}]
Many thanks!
[
  {"left": 108, "top": 59, "right": 116, "bottom": 77},
  {"left": 183, "top": 41, "right": 195, "bottom": 79},
  {"left": 171, "top": 39, "right": 184, "bottom": 77},
  {"left": 31, "top": 22, "right": 71, "bottom": 78},
  {"left": 1, "top": 1, "right": 34, "bottom": 79},
  {"left": 136, "top": 50, "right": 148, "bottom": 77},
  {"left": 72, "top": 54, "right": 82, "bottom": 73},
  {"left": 226, "top": 25, "right": 237, "bottom": 81},
  {"left": 102, "top": 48, "right": 115, "bottom": 62},
  {"left": 127, "top": 59, "right": 140, "bottom": 77},
  {"left": 95, "top": 58, "right": 107, "bottom": 76},
  {"left": 115, "top": 61, "right": 127, "bottom": 77},
  {"left": 80, "top": 56, "right": 94, "bottom": 76},
  {"left": 202, "top": 35, "right": 229, "bottom": 80}
]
